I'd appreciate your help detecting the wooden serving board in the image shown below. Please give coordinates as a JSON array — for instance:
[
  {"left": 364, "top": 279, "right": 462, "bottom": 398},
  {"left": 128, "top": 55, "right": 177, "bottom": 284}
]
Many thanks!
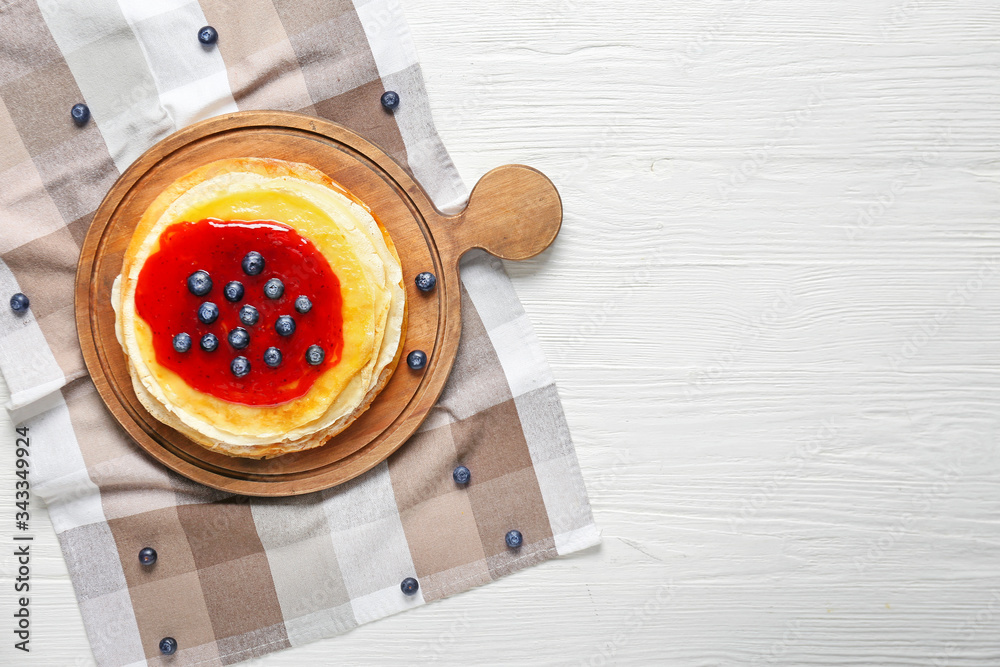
[{"left": 75, "top": 111, "right": 561, "bottom": 496}]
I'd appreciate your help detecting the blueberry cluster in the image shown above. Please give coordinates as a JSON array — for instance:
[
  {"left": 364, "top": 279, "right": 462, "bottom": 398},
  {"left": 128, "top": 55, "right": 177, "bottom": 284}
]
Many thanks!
[{"left": 169, "top": 253, "right": 325, "bottom": 376}]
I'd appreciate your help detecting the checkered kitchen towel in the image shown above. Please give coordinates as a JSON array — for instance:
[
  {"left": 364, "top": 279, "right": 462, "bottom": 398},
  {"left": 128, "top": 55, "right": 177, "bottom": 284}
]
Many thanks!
[{"left": 0, "top": 1, "right": 598, "bottom": 665}]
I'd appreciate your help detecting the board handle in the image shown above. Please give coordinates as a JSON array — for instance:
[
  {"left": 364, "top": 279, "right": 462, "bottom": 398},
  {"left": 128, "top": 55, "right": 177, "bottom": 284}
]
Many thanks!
[{"left": 441, "top": 165, "right": 562, "bottom": 263}]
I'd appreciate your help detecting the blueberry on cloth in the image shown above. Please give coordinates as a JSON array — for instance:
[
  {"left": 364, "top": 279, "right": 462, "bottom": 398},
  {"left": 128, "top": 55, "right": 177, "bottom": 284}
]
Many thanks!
[
  {"left": 407, "top": 350, "right": 427, "bottom": 370},
  {"left": 415, "top": 272, "right": 436, "bottom": 292},
  {"left": 242, "top": 251, "right": 265, "bottom": 276},
  {"left": 305, "top": 344, "right": 325, "bottom": 366},
  {"left": 71, "top": 103, "right": 90, "bottom": 126},
  {"left": 228, "top": 327, "right": 250, "bottom": 349},
  {"left": 275, "top": 315, "right": 295, "bottom": 336},
  {"left": 381, "top": 90, "right": 400, "bottom": 111},
  {"left": 159, "top": 637, "right": 177, "bottom": 655},
  {"left": 200, "top": 333, "right": 219, "bottom": 352},
  {"left": 231, "top": 356, "right": 250, "bottom": 377},
  {"left": 264, "top": 277, "right": 284, "bottom": 299},
  {"left": 197, "top": 301, "right": 219, "bottom": 324},
  {"left": 263, "top": 346, "right": 282, "bottom": 368},
  {"left": 186, "top": 270, "right": 212, "bottom": 296},
  {"left": 198, "top": 26, "right": 218, "bottom": 45},
  {"left": 172, "top": 332, "right": 192, "bottom": 353},
  {"left": 505, "top": 530, "right": 523, "bottom": 549},
  {"left": 453, "top": 465, "right": 471, "bottom": 485},
  {"left": 138, "top": 547, "right": 157, "bottom": 566},
  {"left": 9, "top": 292, "right": 29, "bottom": 313},
  {"left": 224, "top": 280, "right": 244, "bottom": 302},
  {"left": 239, "top": 304, "right": 259, "bottom": 326},
  {"left": 400, "top": 577, "right": 419, "bottom": 596},
  {"left": 294, "top": 295, "right": 312, "bottom": 313}
]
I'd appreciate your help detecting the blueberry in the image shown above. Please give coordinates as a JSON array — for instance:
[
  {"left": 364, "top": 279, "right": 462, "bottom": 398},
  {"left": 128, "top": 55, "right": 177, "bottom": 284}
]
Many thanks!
[
  {"left": 294, "top": 295, "right": 312, "bottom": 313},
  {"left": 275, "top": 315, "right": 295, "bottom": 336},
  {"left": 381, "top": 90, "right": 400, "bottom": 111},
  {"left": 9, "top": 292, "right": 29, "bottom": 313},
  {"left": 159, "top": 637, "right": 177, "bottom": 655},
  {"left": 400, "top": 577, "right": 419, "bottom": 596},
  {"left": 172, "top": 332, "right": 192, "bottom": 353},
  {"left": 407, "top": 350, "right": 427, "bottom": 370},
  {"left": 200, "top": 333, "right": 219, "bottom": 352},
  {"left": 231, "top": 356, "right": 250, "bottom": 377},
  {"left": 305, "top": 344, "right": 325, "bottom": 366},
  {"left": 263, "top": 346, "right": 282, "bottom": 368},
  {"left": 453, "top": 465, "right": 471, "bottom": 485},
  {"left": 224, "top": 281, "right": 244, "bottom": 302},
  {"left": 138, "top": 547, "right": 157, "bottom": 566},
  {"left": 264, "top": 278, "right": 284, "bottom": 299},
  {"left": 505, "top": 529, "right": 523, "bottom": 549},
  {"left": 239, "top": 304, "right": 259, "bottom": 326},
  {"left": 415, "top": 272, "right": 436, "bottom": 292},
  {"left": 186, "top": 270, "right": 212, "bottom": 296},
  {"left": 198, "top": 25, "right": 218, "bottom": 45},
  {"left": 197, "top": 301, "right": 219, "bottom": 324},
  {"left": 242, "top": 251, "right": 265, "bottom": 276},
  {"left": 70, "top": 103, "right": 90, "bottom": 126},
  {"left": 228, "top": 327, "right": 250, "bottom": 349}
]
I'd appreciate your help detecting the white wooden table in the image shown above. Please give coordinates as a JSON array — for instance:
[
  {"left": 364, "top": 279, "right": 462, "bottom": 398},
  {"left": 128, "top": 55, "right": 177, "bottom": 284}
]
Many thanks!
[{"left": 4, "top": 1, "right": 1000, "bottom": 664}]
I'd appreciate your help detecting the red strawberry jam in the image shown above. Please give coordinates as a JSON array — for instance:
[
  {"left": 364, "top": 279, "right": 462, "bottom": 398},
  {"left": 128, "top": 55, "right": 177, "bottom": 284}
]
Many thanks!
[{"left": 134, "top": 218, "right": 343, "bottom": 406}]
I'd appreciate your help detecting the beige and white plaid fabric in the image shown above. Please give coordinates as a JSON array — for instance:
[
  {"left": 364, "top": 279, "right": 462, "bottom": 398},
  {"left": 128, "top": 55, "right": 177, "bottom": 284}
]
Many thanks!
[{"left": 0, "top": 1, "right": 598, "bottom": 665}]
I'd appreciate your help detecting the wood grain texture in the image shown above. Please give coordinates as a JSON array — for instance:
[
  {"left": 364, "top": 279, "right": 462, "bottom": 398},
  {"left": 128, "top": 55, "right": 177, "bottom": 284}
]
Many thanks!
[
  {"left": 3, "top": 0, "right": 1000, "bottom": 664},
  {"left": 76, "top": 112, "right": 560, "bottom": 495},
  {"left": 442, "top": 164, "right": 562, "bottom": 261}
]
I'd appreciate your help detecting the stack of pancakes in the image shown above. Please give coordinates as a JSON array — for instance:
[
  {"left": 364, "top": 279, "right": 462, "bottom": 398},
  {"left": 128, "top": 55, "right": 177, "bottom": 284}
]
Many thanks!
[{"left": 112, "top": 158, "right": 405, "bottom": 458}]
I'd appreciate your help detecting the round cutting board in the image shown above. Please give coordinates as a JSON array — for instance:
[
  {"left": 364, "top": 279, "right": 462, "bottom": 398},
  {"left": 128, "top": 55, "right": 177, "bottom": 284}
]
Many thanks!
[{"left": 75, "top": 110, "right": 561, "bottom": 497}]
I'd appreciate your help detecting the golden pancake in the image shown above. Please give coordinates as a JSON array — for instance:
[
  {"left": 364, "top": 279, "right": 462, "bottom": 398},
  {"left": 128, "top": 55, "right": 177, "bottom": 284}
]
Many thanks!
[{"left": 113, "top": 157, "right": 405, "bottom": 458}]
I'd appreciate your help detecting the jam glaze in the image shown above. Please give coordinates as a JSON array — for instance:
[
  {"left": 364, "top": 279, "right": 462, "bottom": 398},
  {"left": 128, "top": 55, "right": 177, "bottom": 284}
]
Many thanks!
[{"left": 134, "top": 218, "right": 343, "bottom": 406}]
